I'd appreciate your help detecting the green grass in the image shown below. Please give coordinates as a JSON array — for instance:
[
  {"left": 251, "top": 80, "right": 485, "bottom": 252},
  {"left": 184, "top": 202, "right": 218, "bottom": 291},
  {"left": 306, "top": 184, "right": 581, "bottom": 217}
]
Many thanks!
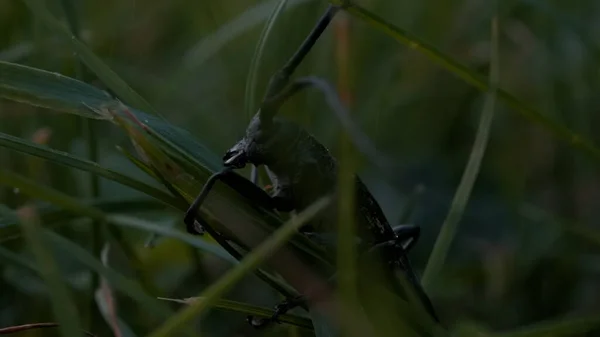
[{"left": 1, "top": 0, "right": 600, "bottom": 336}]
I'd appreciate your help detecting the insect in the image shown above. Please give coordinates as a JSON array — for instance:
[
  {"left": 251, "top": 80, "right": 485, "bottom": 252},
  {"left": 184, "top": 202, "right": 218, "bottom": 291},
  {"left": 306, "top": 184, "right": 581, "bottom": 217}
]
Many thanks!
[{"left": 184, "top": 4, "right": 440, "bottom": 329}]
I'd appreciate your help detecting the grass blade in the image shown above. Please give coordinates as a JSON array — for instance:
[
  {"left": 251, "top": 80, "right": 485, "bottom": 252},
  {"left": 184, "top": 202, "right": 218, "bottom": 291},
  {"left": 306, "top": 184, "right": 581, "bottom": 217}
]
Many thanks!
[
  {"left": 0, "top": 131, "right": 184, "bottom": 210},
  {"left": 244, "top": 0, "right": 289, "bottom": 121},
  {"left": 147, "top": 196, "right": 332, "bottom": 337},
  {"left": 43, "top": 230, "right": 176, "bottom": 321},
  {"left": 20, "top": 0, "right": 157, "bottom": 114},
  {"left": 493, "top": 316, "right": 600, "bottom": 337},
  {"left": 422, "top": 10, "right": 500, "bottom": 290},
  {"left": 337, "top": 1, "right": 600, "bottom": 164},
  {"left": 158, "top": 296, "right": 313, "bottom": 329},
  {"left": 16, "top": 205, "right": 84, "bottom": 337},
  {"left": 0, "top": 60, "right": 114, "bottom": 119}
]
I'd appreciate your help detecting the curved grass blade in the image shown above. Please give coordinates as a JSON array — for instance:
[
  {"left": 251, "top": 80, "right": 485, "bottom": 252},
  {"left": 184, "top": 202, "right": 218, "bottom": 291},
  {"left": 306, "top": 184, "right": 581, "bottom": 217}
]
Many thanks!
[
  {"left": 422, "top": 11, "right": 500, "bottom": 291},
  {"left": 147, "top": 196, "right": 331, "bottom": 337},
  {"left": 17, "top": 205, "right": 84, "bottom": 337},
  {"left": 20, "top": 0, "right": 157, "bottom": 115},
  {"left": 336, "top": 1, "right": 600, "bottom": 164},
  {"left": 157, "top": 296, "right": 313, "bottom": 330},
  {"left": 181, "top": 0, "right": 312, "bottom": 71},
  {"left": 244, "top": 0, "right": 290, "bottom": 121},
  {"left": 0, "top": 131, "right": 184, "bottom": 210}
]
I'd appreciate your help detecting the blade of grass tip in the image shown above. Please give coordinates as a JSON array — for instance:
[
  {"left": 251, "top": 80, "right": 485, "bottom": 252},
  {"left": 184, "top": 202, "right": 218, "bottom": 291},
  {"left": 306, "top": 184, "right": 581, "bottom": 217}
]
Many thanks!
[
  {"left": 421, "top": 12, "right": 500, "bottom": 291},
  {"left": 21, "top": 0, "right": 158, "bottom": 116},
  {"left": 58, "top": 0, "right": 102, "bottom": 328},
  {"left": 17, "top": 205, "right": 84, "bottom": 337},
  {"left": 146, "top": 196, "right": 331, "bottom": 337},
  {"left": 336, "top": 1, "right": 600, "bottom": 165},
  {"left": 244, "top": 0, "right": 289, "bottom": 122},
  {"left": 157, "top": 297, "right": 314, "bottom": 329},
  {"left": 0, "top": 132, "right": 185, "bottom": 211}
]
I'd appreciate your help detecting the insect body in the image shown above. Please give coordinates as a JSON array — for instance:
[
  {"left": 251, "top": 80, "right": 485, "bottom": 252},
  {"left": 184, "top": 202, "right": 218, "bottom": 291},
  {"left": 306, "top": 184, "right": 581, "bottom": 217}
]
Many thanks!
[
  {"left": 223, "top": 112, "right": 394, "bottom": 245},
  {"left": 183, "top": 4, "right": 440, "bottom": 329}
]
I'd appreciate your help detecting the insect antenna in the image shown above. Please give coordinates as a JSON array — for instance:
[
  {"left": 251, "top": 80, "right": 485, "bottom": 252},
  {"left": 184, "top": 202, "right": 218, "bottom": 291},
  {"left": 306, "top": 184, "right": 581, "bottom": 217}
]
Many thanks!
[{"left": 259, "top": 5, "right": 340, "bottom": 123}]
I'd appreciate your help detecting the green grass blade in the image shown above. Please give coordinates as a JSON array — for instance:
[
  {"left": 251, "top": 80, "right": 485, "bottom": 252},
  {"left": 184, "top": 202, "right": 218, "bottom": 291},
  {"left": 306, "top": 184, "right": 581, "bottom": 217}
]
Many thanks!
[
  {"left": 158, "top": 296, "right": 313, "bottom": 329},
  {"left": 43, "top": 230, "right": 176, "bottom": 320},
  {"left": 20, "top": 0, "right": 157, "bottom": 114},
  {"left": 244, "top": 0, "right": 289, "bottom": 121},
  {"left": 108, "top": 214, "right": 236, "bottom": 264},
  {"left": 147, "top": 196, "right": 331, "bottom": 337},
  {"left": 337, "top": 1, "right": 600, "bottom": 164},
  {"left": 17, "top": 206, "right": 84, "bottom": 337},
  {"left": 0, "top": 60, "right": 114, "bottom": 118},
  {"left": 0, "top": 132, "right": 184, "bottom": 210},
  {"left": 493, "top": 316, "right": 600, "bottom": 337},
  {"left": 0, "top": 244, "right": 38, "bottom": 273},
  {"left": 0, "top": 198, "right": 165, "bottom": 243},
  {"left": 0, "top": 169, "right": 238, "bottom": 266},
  {"left": 422, "top": 12, "right": 500, "bottom": 290}
]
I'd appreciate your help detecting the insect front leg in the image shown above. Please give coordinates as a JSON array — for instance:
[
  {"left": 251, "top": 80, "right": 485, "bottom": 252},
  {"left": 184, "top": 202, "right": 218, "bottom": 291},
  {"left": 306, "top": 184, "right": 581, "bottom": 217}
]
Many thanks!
[{"left": 183, "top": 167, "right": 277, "bottom": 235}]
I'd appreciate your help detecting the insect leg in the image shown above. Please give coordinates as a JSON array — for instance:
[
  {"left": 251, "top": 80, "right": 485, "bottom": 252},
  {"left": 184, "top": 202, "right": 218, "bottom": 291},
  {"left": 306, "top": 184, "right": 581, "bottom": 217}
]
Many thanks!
[
  {"left": 184, "top": 167, "right": 277, "bottom": 234},
  {"left": 247, "top": 295, "right": 307, "bottom": 329}
]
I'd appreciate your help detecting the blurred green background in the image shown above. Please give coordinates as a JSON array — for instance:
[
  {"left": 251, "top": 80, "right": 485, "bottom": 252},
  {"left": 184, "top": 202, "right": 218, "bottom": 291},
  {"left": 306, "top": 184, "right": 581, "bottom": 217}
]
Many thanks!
[{"left": 2, "top": 0, "right": 600, "bottom": 336}]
